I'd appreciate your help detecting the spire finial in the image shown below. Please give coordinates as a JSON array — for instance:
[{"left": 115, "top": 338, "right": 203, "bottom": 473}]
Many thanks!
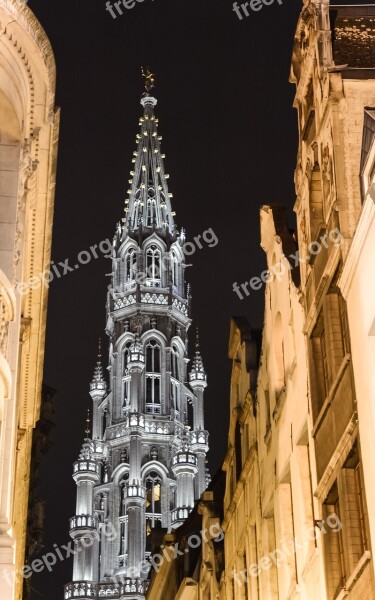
[
  {"left": 85, "top": 407, "right": 91, "bottom": 437},
  {"left": 195, "top": 327, "right": 200, "bottom": 350},
  {"left": 141, "top": 66, "right": 156, "bottom": 94},
  {"left": 98, "top": 337, "right": 102, "bottom": 361}
]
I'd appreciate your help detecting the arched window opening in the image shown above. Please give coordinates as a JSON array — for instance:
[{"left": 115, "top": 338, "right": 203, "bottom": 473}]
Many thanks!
[
  {"left": 145, "top": 471, "right": 162, "bottom": 535},
  {"left": 146, "top": 340, "right": 161, "bottom": 414},
  {"left": 125, "top": 248, "right": 137, "bottom": 286},
  {"left": 170, "top": 486, "right": 177, "bottom": 510},
  {"left": 171, "top": 252, "right": 179, "bottom": 290},
  {"left": 171, "top": 381, "right": 179, "bottom": 414},
  {"left": 146, "top": 245, "right": 161, "bottom": 287},
  {"left": 94, "top": 494, "right": 105, "bottom": 523},
  {"left": 146, "top": 188, "right": 157, "bottom": 227},
  {"left": 119, "top": 473, "right": 129, "bottom": 517},
  {"left": 118, "top": 473, "right": 129, "bottom": 564},
  {"left": 123, "top": 342, "right": 132, "bottom": 415},
  {"left": 132, "top": 189, "right": 142, "bottom": 229},
  {"left": 187, "top": 398, "right": 194, "bottom": 428},
  {"left": 171, "top": 346, "right": 179, "bottom": 380}
]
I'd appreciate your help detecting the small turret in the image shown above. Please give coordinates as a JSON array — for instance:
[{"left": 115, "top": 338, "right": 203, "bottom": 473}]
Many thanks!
[{"left": 189, "top": 328, "right": 207, "bottom": 389}]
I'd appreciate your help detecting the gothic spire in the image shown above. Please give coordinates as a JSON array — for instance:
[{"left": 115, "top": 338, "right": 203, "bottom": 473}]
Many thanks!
[
  {"left": 90, "top": 338, "right": 107, "bottom": 393},
  {"left": 189, "top": 327, "right": 207, "bottom": 384},
  {"left": 123, "top": 70, "right": 176, "bottom": 241}
]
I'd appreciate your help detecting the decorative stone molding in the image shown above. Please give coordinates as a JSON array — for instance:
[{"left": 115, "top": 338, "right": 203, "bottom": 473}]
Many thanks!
[
  {"left": 0, "top": 0, "right": 56, "bottom": 121},
  {"left": 0, "top": 270, "right": 16, "bottom": 358}
]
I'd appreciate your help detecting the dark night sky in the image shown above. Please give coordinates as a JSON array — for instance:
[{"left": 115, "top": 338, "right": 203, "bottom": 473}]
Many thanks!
[{"left": 24, "top": 0, "right": 362, "bottom": 597}]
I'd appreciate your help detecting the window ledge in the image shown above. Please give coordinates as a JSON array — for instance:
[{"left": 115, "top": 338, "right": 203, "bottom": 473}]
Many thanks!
[
  {"left": 335, "top": 551, "right": 372, "bottom": 599},
  {"left": 312, "top": 353, "right": 351, "bottom": 438}
]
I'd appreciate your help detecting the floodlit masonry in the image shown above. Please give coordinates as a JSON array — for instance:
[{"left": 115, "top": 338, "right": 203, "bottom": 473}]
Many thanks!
[{"left": 64, "top": 84, "right": 210, "bottom": 600}]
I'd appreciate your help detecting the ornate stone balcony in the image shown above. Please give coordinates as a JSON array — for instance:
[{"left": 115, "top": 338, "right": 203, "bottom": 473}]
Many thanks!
[
  {"left": 172, "top": 452, "right": 197, "bottom": 467},
  {"left": 124, "top": 482, "right": 146, "bottom": 500},
  {"left": 69, "top": 514, "right": 98, "bottom": 535},
  {"left": 73, "top": 459, "right": 99, "bottom": 476},
  {"left": 64, "top": 579, "right": 149, "bottom": 599},
  {"left": 189, "top": 371, "right": 206, "bottom": 383},
  {"left": 171, "top": 507, "right": 190, "bottom": 524},
  {"left": 107, "top": 416, "right": 172, "bottom": 441},
  {"left": 98, "top": 579, "right": 149, "bottom": 597},
  {"left": 171, "top": 452, "right": 198, "bottom": 477},
  {"left": 64, "top": 581, "right": 96, "bottom": 599},
  {"left": 190, "top": 429, "right": 209, "bottom": 449}
]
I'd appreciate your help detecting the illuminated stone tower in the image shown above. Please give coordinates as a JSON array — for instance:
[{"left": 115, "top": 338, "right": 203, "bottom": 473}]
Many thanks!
[{"left": 64, "top": 73, "right": 209, "bottom": 600}]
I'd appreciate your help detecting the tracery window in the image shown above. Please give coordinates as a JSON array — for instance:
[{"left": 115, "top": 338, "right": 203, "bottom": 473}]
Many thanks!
[
  {"left": 145, "top": 245, "right": 161, "bottom": 287},
  {"left": 171, "top": 346, "right": 180, "bottom": 413},
  {"left": 118, "top": 472, "right": 129, "bottom": 563},
  {"left": 145, "top": 340, "right": 161, "bottom": 413},
  {"left": 123, "top": 342, "right": 132, "bottom": 414},
  {"left": 119, "top": 473, "right": 129, "bottom": 516},
  {"left": 125, "top": 248, "right": 137, "bottom": 284},
  {"left": 171, "top": 251, "right": 179, "bottom": 290},
  {"left": 146, "top": 187, "right": 157, "bottom": 227},
  {"left": 145, "top": 471, "right": 162, "bottom": 534},
  {"left": 171, "top": 346, "right": 179, "bottom": 379}
]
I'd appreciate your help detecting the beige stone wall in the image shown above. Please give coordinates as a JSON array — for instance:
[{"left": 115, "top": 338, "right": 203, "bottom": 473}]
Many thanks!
[
  {"left": 291, "top": 2, "right": 375, "bottom": 598},
  {"left": 0, "top": 1, "right": 59, "bottom": 598},
  {"left": 340, "top": 144, "right": 375, "bottom": 589}
]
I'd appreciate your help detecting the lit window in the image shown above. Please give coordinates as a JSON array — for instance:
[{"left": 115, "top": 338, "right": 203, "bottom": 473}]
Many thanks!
[
  {"left": 145, "top": 471, "right": 162, "bottom": 533},
  {"left": 146, "top": 340, "right": 161, "bottom": 412},
  {"left": 125, "top": 248, "right": 137, "bottom": 282},
  {"left": 146, "top": 245, "right": 161, "bottom": 286}
]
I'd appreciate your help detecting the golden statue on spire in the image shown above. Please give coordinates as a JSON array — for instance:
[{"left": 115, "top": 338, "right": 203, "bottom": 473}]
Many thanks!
[{"left": 141, "top": 66, "right": 156, "bottom": 94}]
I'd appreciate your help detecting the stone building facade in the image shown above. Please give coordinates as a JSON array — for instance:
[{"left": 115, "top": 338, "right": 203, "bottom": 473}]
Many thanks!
[
  {"left": 338, "top": 108, "right": 375, "bottom": 593},
  {"left": 64, "top": 88, "right": 209, "bottom": 600},
  {"left": 0, "top": 1, "right": 59, "bottom": 599},
  {"left": 291, "top": 2, "right": 375, "bottom": 597}
]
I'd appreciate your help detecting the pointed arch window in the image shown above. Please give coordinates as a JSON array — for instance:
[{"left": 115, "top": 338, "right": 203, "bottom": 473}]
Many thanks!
[
  {"left": 118, "top": 472, "right": 129, "bottom": 563},
  {"left": 119, "top": 472, "right": 129, "bottom": 517},
  {"left": 171, "top": 251, "right": 179, "bottom": 291},
  {"left": 146, "top": 187, "right": 157, "bottom": 227},
  {"left": 171, "top": 346, "right": 179, "bottom": 379},
  {"left": 146, "top": 340, "right": 161, "bottom": 414},
  {"left": 125, "top": 248, "right": 137, "bottom": 285},
  {"left": 132, "top": 189, "right": 142, "bottom": 229},
  {"left": 123, "top": 342, "right": 132, "bottom": 414},
  {"left": 145, "top": 471, "right": 162, "bottom": 534},
  {"left": 171, "top": 345, "right": 180, "bottom": 414},
  {"left": 146, "top": 245, "right": 161, "bottom": 287}
]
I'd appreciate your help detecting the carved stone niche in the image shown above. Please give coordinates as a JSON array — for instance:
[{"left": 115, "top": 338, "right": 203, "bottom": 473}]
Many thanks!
[{"left": 322, "top": 143, "right": 334, "bottom": 204}]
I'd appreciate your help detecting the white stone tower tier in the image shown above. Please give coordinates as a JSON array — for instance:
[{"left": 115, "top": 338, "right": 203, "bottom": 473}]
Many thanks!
[{"left": 64, "top": 79, "right": 209, "bottom": 600}]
